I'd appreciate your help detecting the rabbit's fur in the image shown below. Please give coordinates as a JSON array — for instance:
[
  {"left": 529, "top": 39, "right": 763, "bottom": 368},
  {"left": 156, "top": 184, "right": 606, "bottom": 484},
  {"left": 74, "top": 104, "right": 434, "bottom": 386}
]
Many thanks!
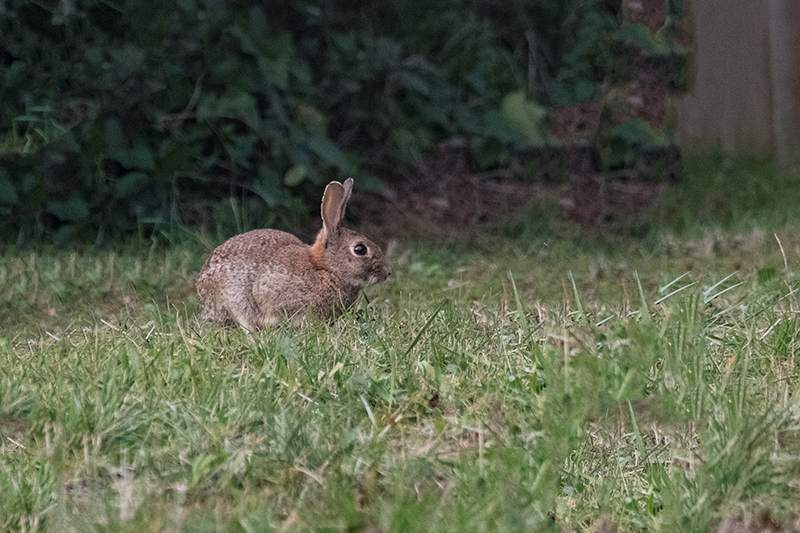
[{"left": 196, "top": 179, "right": 390, "bottom": 329}]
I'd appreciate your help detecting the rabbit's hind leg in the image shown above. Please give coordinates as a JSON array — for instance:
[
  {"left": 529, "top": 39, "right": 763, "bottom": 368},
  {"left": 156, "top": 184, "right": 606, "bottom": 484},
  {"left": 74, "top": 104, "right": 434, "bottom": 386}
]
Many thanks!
[
  {"left": 197, "top": 296, "right": 237, "bottom": 328},
  {"left": 219, "top": 273, "right": 267, "bottom": 331}
]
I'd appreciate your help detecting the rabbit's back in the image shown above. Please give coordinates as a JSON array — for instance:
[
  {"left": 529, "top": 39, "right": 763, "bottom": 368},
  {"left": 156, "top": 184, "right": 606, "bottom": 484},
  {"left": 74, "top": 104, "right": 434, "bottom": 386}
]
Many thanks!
[
  {"left": 196, "top": 229, "right": 309, "bottom": 328},
  {"left": 201, "top": 229, "right": 303, "bottom": 267}
]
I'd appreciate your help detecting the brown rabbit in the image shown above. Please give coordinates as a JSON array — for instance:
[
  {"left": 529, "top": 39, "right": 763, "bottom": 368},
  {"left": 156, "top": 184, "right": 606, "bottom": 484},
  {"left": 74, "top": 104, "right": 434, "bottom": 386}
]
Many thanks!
[{"left": 196, "top": 178, "right": 390, "bottom": 329}]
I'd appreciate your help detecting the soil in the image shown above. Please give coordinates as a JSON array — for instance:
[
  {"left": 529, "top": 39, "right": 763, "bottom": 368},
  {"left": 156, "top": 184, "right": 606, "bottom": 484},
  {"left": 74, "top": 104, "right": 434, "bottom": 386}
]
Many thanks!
[
  {"left": 626, "top": 0, "right": 666, "bottom": 33},
  {"left": 351, "top": 139, "right": 562, "bottom": 241}
]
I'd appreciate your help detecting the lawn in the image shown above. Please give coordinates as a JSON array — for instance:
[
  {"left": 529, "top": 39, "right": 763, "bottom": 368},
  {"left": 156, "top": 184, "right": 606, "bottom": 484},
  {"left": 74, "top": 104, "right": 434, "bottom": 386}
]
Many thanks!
[{"left": 3, "top": 160, "right": 800, "bottom": 531}]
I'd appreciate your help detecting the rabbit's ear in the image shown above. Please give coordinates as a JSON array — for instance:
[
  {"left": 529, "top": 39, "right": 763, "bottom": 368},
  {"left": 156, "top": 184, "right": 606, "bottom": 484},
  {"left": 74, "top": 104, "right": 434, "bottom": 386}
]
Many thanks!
[
  {"left": 321, "top": 178, "right": 353, "bottom": 241},
  {"left": 340, "top": 178, "right": 354, "bottom": 219}
]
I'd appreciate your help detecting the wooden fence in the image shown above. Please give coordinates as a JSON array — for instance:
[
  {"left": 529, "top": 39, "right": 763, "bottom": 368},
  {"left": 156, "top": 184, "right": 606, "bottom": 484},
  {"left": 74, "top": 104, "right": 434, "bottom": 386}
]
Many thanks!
[{"left": 675, "top": 0, "right": 800, "bottom": 166}]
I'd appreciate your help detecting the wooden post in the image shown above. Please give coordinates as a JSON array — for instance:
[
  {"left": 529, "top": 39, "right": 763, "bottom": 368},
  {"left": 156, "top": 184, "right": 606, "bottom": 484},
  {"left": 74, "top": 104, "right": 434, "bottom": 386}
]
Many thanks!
[
  {"left": 768, "top": 0, "right": 799, "bottom": 167},
  {"left": 676, "top": 0, "right": 775, "bottom": 156}
]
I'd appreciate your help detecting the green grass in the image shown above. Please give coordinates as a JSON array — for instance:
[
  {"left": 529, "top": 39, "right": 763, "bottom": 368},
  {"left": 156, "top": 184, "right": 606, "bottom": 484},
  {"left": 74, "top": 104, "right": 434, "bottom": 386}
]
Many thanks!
[
  {"left": 657, "top": 154, "right": 800, "bottom": 233},
  {"left": 4, "top": 155, "right": 800, "bottom": 531},
  {"left": 3, "top": 228, "right": 800, "bottom": 532}
]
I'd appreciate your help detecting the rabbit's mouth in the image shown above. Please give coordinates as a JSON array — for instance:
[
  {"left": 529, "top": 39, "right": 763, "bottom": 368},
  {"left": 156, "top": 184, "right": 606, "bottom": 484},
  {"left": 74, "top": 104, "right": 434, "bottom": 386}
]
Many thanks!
[
  {"left": 351, "top": 276, "right": 374, "bottom": 288},
  {"left": 351, "top": 272, "right": 388, "bottom": 288}
]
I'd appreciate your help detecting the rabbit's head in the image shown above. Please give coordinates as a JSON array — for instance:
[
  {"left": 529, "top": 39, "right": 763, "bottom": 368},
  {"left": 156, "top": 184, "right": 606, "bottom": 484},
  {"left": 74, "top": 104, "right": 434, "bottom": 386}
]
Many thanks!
[{"left": 310, "top": 178, "right": 390, "bottom": 286}]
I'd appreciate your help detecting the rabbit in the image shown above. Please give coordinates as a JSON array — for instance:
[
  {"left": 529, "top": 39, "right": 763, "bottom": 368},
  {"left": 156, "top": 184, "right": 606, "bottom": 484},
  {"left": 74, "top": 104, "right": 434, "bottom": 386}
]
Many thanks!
[{"left": 196, "top": 178, "right": 390, "bottom": 329}]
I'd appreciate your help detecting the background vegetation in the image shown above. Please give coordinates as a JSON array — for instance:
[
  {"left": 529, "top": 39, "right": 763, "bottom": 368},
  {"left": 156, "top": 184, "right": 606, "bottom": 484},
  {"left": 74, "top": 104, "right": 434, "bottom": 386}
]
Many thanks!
[{"left": 0, "top": 0, "right": 684, "bottom": 246}]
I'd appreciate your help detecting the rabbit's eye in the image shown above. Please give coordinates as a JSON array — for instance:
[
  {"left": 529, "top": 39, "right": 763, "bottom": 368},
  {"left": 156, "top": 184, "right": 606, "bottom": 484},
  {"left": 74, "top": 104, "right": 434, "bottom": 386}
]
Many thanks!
[{"left": 353, "top": 243, "right": 368, "bottom": 256}]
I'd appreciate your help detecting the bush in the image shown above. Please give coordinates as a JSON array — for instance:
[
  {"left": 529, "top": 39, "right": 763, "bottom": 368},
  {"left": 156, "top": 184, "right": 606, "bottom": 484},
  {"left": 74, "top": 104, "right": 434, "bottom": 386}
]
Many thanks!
[{"left": 0, "top": 0, "right": 683, "bottom": 245}]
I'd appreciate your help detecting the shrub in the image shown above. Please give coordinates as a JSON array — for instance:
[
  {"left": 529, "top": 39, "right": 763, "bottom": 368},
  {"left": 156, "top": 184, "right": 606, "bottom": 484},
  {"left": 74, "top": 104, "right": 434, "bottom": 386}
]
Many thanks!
[{"left": 0, "top": 0, "right": 684, "bottom": 244}]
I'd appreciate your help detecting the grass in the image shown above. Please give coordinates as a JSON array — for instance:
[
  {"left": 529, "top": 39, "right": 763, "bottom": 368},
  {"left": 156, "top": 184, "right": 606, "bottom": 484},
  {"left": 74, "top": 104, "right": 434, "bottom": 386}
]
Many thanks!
[
  {"left": 0, "top": 105, "right": 69, "bottom": 154},
  {"left": 3, "top": 157, "right": 800, "bottom": 531}
]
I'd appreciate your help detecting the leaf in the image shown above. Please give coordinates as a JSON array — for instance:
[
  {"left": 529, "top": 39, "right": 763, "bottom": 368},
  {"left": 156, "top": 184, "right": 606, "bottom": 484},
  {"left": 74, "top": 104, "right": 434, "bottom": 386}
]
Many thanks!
[
  {"left": 254, "top": 165, "right": 284, "bottom": 206},
  {"left": 0, "top": 176, "right": 18, "bottom": 204},
  {"left": 501, "top": 91, "right": 547, "bottom": 145},
  {"left": 248, "top": 5, "right": 268, "bottom": 39},
  {"left": 418, "top": 103, "right": 449, "bottom": 128},
  {"left": 84, "top": 46, "right": 104, "bottom": 68},
  {"left": 113, "top": 172, "right": 150, "bottom": 199},
  {"left": 258, "top": 33, "right": 294, "bottom": 91},
  {"left": 304, "top": 135, "right": 354, "bottom": 172},
  {"left": 227, "top": 133, "right": 257, "bottom": 163},
  {"left": 454, "top": 108, "right": 482, "bottom": 134},
  {"left": 216, "top": 90, "right": 260, "bottom": 129},
  {"left": 19, "top": 171, "right": 45, "bottom": 205},
  {"left": 612, "top": 119, "right": 667, "bottom": 146},
  {"left": 290, "top": 60, "right": 312, "bottom": 85},
  {"left": 284, "top": 165, "right": 307, "bottom": 186},
  {"left": 613, "top": 24, "right": 669, "bottom": 55},
  {"left": 263, "top": 85, "right": 288, "bottom": 124},
  {"left": 104, "top": 117, "right": 125, "bottom": 153},
  {"left": 572, "top": 80, "right": 596, "bottom": 102},
  {"left": 3, "top": 61, "right": 26, "bottom": 88},
  {"left": 482, "top": 109, "right": 523, "bottom": 144},
  {"left": 176, "top": 0, "right": 197, "bottom": 15},
  {"left": 50, "top": 224, "right": 77, "bottom": 247},
  {"left": 395, "top": 71, "right": 430, "bottom": 95},
  {"left": 47, "top": 195, "right": 89, "bottom": 222},
  {"left": 155, "top": 141, "right": 191, "bottom": 180},
  {"left": 296, "top": 104, "right": 328, "bottom": 137},
  {"left": 206, "top": 60, "right": 253, "bottom": 92},
  {"left": 111, "top": 142, "right": 155, "bottom": 170},
  {"left": 332, "top": 32, "right": 358, "bottom": 56}
]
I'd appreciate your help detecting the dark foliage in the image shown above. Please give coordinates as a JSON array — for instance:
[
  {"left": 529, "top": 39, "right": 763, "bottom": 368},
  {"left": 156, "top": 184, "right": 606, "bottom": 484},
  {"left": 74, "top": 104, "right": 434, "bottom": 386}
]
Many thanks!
[{"left": 0, "top": 0, "right": 685, "bottom": 245}]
